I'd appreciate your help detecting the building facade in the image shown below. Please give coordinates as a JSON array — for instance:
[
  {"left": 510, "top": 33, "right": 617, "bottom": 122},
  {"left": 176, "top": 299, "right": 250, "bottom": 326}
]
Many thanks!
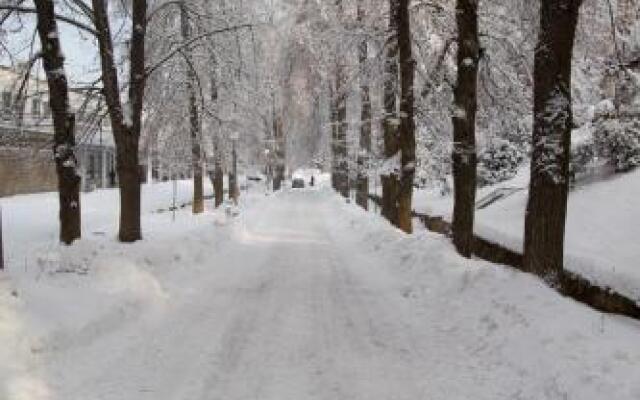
[{"left": 0, "top": 65, "right": 117, "bottom": 197}]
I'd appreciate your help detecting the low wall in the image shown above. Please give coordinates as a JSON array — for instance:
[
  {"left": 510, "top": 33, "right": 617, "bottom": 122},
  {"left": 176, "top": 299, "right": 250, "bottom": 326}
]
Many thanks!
[{"left": 0, "top": 148, "right": 57, "bottom": 197}]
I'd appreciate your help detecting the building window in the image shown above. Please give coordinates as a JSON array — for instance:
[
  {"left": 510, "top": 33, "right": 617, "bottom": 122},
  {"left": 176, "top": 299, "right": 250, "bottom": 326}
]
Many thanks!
[
  {"left": 32, "top": 98, "right": 41, "bottom": 118},
  {"left": 43, "top": 101, "right": 50, "bottom": 118}
]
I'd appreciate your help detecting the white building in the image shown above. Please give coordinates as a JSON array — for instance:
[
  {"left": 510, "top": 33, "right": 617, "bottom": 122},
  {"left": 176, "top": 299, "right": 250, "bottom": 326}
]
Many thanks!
[{"left": 0, "top": 65, "right": 117, "bottom": 196}]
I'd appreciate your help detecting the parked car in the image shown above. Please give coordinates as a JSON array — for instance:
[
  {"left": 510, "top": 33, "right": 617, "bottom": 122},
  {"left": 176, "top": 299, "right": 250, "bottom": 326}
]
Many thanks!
[{"left": 292, "top": 178, "right": 305, "bottom": 189}]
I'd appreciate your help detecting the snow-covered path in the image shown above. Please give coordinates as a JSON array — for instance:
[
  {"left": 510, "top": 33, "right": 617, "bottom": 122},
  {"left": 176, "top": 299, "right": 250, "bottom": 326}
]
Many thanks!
[
  {"left": 39, "top": 191, "right": 433, "bottom": 399},
  {"left": 3, "top": 187, "right": 640, "bottom": 400}
]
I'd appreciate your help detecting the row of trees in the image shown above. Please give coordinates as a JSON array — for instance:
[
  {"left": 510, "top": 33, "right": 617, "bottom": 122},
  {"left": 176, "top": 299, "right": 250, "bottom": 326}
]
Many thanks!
[
  {"left": 311, "top": 0, "right": 604, "bottom": 283},
  {"left": 1, "top": 0, "right": 151, "bottom": 243},
  {"left": 1, "top": 0, "right": 283, "bottom": 243},
  {"left": 2, "top": 0, "right": 637, "bottom": 287}
]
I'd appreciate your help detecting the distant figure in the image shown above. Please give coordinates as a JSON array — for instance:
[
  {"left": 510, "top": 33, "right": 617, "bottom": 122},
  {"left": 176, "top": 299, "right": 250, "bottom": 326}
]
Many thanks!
[
  {"left": 108, "top": 168, "right": 116, "bottom": 187},
  {"left": 310, "top": 175, "right": 315, "bottom": 187}
]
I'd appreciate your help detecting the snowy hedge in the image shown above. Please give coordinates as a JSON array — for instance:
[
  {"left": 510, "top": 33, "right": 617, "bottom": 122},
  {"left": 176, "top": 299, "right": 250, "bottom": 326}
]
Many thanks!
[
  {"left": 570, "top": 139, "right": 596, "bottom": 180},
  {"left": 593, "top": 116, "right": 640, "bottom": 172},
  {"left": 477, "top": 139, "right": 525, "bottom": 186}
]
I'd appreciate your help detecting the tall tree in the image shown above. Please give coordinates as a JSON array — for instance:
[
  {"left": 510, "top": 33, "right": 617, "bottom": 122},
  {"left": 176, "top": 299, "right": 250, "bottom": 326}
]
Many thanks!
[
  {"left": 356, "top": 0, "right": 371, "bottom": 210},
  {"left": 273, "top": 114, "right": 285, "bottom": 191},
  {"left": 451, "top": 0, "right": 480, "bottom": 257},
  {"left": 396, "top": 0, "right": 416, "bottom": 233},
  {"left": 381, "top": 0, "right": 400, "bottom": 226},
  {"left": 180, "top": 2, "right": 204, "bottom": 214},
  {"left": 523, "top": 0, "right": 583, "bottom": 282},
  {"left": 34, "top": 0, "right": 80, "bottom": 244},
  {"left": 92, "top": 0, "right": 147, "bottom": 242},
  {"left": 332, "top": 0, "right": 349, "bottom": 198},
  {"left": 210, "top": 55, "right": 224, "bottom": 208}
]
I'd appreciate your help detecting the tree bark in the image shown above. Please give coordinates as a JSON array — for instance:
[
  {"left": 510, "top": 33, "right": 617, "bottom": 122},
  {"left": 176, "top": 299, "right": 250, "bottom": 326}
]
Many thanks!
[
  {"left": 180, "top": 2, "right": 204, "bottom": 214},
  {"left": 210, "top": 56, "right": 223, "bottom": 208},
  {"left": 117, "top": 133, "right": 142, "bottom": 242},
  {"left": 34, "top": 0, "right": 81, "bottom": 245},
  {"left": 356, "top": 0, "right": 371, "bottom": 210},
  {"left": 92, "top": 0, "right": 147, "bottom": 242},
  {"left": 396, "top": 0, "right": 415, "bottom": 234},
  {"left": 524, "top": 0, "right": 583, "bottom": 283},
  {"left": 273, "top": 115, "right": 285, "bottom": 191},
  {"left": 330, "top": 84, "right": 338, "bottom": 191},
  {"left": 451, "top": 0, "right": 480, "bottom": 257},
  {"left": 332, "top": 0, "right": 349, "bottom": 198},
  {"left": 230, "top": 140, "right": 239, "bottom": 203},
  {"left": 228, "top": 171, "right": 235, "bottom": 200},
  {"left": 381, "top": 0, "right": 400, "bottom": 227},
  {"left": 213, "top": 156, "right": 224, "bottom": 207},
  {"left": 335, "top": 75, "right": 349, "bottom": 198}
]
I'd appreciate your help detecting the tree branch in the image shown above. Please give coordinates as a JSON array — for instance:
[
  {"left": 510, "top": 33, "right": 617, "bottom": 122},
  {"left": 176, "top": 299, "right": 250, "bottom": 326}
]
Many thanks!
[{"left": 0, "top": 5, "right": 98, "bottom": 36}]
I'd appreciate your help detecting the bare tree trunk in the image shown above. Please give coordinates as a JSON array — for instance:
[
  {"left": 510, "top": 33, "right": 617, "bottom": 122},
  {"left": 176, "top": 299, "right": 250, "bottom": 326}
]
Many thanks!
[
  {"left": 273, "top": 115, "right": 285, "bottom": 191},
  {"left": 180, "top": 2, "right": 204, "bottom": 214},
  {"left": 228, "top": 171, "right": 235, "bottom": 200},
  {"left": 335, "top": 75, "right": 349, "bottom": 198},
  {"left": 396, "top": 0, "right": 415, "bottom": 234},
  {"left": 211, "top": 127, "right": 223, "bottom": 207},
  {"left": 34, "top": 0, "right": 81, "bottom": 244},
  {"left": 118, "top": 134, "right": 142, "bottom": 241},
  {"left": 330, "top": 84, "right": 338, "bottom": 191},
  {"left": 356, "top": 0, "right": 371, "bottom": 210},
  {"left": 230, "top": 140, "right": 239, "bottom": 203},
  {"left": 210, "top": 56, "right": 223, "bottom": 208},
  {"left": 331, "top": 0, "right": 349, "bottom": 199},
  {"left": 524, "top": 0, "right": 583, "bottom": 283},
  {"left": 381, "top": 0, "right": 400, "bottom": 227},
  {"left": 92, "top": 0, "right": 147, "bottom": 242},
  {"left": 451, "top": 0, "right": 480, "bottom": 257},
  {"left": 213, "top": 156, "right": 224, "bottom": 207}
]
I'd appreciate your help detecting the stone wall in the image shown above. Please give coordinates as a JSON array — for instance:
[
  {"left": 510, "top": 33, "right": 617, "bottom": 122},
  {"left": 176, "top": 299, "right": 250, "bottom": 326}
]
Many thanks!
[{"left": 0, "top": 148, "right": 57, "bottom": 197}]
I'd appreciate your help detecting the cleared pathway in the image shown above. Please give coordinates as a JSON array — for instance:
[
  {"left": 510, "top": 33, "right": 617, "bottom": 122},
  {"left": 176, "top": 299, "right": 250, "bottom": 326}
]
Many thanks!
[{"left": 29, "top": 188, "right": 640, "bottom": 400}]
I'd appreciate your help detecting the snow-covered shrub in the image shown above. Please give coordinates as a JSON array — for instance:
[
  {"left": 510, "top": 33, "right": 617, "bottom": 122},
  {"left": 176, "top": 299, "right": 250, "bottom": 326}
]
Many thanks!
[
  {"left": 414, "top": 126, "right": 451, "bottom": 188},
  {"left": 593, "top": 99, "right": 616, "bottom": 120},
  {"left": 477, "top": 139, "right": 525, "bottom": 186},
  {"left": 569, "top": 139, "right": 596, "bottom": 180},
  {"left": 593, "top": 117, "right": 640, "bottom": 172}
]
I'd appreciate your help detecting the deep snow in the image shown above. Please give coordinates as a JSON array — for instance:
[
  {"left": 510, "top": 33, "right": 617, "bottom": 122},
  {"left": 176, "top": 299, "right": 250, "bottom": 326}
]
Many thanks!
[
  {"left": 411, "top": 167, "right": 640, "bottom": 302},
  {"left": 1, "top": 180, "right": 640, "bottom": 400}
]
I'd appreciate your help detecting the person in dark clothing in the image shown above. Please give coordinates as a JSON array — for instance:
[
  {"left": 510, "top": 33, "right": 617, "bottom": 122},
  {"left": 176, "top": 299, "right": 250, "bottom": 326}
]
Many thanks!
[{"left": 108, "top": 168, "right": 116, "bottom": 187}]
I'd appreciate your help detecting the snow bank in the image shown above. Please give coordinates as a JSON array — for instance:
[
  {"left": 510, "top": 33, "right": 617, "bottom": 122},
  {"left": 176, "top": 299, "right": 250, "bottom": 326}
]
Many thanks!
[
  {"left": 0, "top": 180, "right": 231, "bottom": 399},
  {"left": 1, "top": 186, "right": 639, "bottom": 399},
  {"left": 330, "top": 192, "right": 640, "bottom": 400},
  {"left": 0, "top": 180, "right": 213, "bottom": 268},
  {"left": 411, "top": 167, "right": 640, "bottom": 301}
]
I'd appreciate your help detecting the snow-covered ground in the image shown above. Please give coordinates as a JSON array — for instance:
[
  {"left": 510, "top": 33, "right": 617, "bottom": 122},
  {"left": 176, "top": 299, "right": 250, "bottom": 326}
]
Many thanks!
[
  {"left": 409, "top": 168, "right": 640, "bottom": 302},
  {"left": 1, "top": 180, "right": 640, "bottom": 399},
  {"left": 0, "top": 180, "right": 213, "bottom": 265}
]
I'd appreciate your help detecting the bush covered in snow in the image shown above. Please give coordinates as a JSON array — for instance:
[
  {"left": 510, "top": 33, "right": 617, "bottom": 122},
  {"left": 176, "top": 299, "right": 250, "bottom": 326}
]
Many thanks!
[
  {"left": 477, "top": 139, "right": 525, "bottom": 186},
  {"left": 593, "top": 116, "right": 640, "bottom": 172},
  {"left": 414, "top": 127, "right": 452, "bottom": 188},
  {"left": 570, "top": 139, "right": 597, "bottom": 180}
]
